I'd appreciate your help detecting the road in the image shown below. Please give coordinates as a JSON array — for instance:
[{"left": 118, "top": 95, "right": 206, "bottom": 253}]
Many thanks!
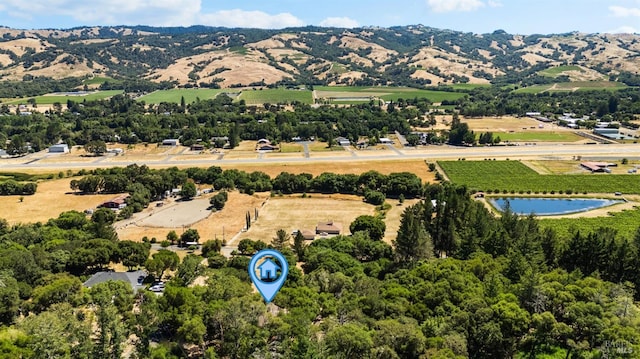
[{"left": 2, "top": 143, "right": 640, "bottom": 171}]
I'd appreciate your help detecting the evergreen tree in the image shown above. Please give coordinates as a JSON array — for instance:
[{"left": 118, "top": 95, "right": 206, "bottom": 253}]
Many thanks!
[{"left": 393, "top": 203, "right": 433, "bottom": 263}]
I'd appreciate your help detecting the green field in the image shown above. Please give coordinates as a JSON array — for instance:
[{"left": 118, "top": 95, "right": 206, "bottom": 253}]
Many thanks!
[
  {"left": 439, "top": 160, "right": 640, "bottom": 193},
  {"left": 540, "top": 207, "right": 640, "bottom": 239},
  {"left": 314, "top": 86, "right": 467, "bottom": 102},
  {"left": 5, "top": 90, "right": 123, "bottom": 105},
  {"left": 495, "top": 131, "right": 582, "bottom": 142},
  {"left": 514, "top": 81, "right": 627, "bottom": 94},
  {"left": 138, "top": 89, "right": 231, "bottom": 104},
  {"left": 446, "top": 84, "right": 491, "bottom": 91},
  {"left": 238, "top": 88, "right": 313, "bottom": 105},
  {"left": 539, "top": 65, "right": 583, "bottom": 77}
]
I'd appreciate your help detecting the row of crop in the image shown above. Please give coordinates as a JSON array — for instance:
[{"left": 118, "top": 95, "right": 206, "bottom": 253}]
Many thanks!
[{"left": 438, "top": 161, "right": 640, "bottom": 194}]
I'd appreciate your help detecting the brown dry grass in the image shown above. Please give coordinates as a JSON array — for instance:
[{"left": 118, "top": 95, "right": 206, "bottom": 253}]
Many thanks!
[
  {"left": 219, "top": 159, "right": 435, "bottom": 181},
  {"left": 117, "top": 191, "right": 269, "bottom": 243},
  {"left": 241, "top": 195, "right": 375, "bottom": 244},
  {"left": 0, "top": 178, "right": 116, "bottom": 224},
  {"left": 463, "top": 116, "right": 541, "bottom": 131}
]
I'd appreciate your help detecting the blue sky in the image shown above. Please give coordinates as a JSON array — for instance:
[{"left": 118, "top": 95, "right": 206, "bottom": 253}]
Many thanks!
[{"left": 0, "top": 0, "right": 638, "bottom": 34}]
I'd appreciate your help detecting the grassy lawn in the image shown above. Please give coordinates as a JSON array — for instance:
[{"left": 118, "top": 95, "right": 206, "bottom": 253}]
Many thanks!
[
  {"left": 239, "top": 88, "right": 313, "bottom": 105},
  {"left": 439, "top": 160, "right": 640, "bottom": 194},
  {"left": 138, "top": 89, "right": 230, "bottom": 104},
  {"left": 5, "top": 90, "right": 124, "bottom": 105},
  {"left": 279, "top": 143, "right": 303, "bottom": 153},
  {"left": 495, "top": 131, "right": 582, "bottom": 142}
]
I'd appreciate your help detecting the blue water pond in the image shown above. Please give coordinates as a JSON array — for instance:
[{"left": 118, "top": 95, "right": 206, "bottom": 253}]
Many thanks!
[{"left": 489, "top": 197, "right": 622, "bottom": 216}]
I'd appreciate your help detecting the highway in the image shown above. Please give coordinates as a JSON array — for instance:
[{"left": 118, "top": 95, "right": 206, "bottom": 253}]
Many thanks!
[{"left": 2, "top": 143, "right": 640, "bottom": 171}]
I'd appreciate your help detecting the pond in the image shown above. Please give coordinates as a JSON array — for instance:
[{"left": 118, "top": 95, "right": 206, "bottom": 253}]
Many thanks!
[{"left": 489, "top": 197, "right": 623, "bottom": 216}]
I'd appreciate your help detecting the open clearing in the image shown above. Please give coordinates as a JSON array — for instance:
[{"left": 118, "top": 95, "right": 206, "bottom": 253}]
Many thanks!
[
  {"left": 496, "top": 131, "right": 583, "bottom": 142},
  {"left": 138, "top": 89, "right": 230, "bottom": 104},
  {"left": 314, "top": 86, "right": 467, "bottom": 103},
  {"left": 514, "top": 81, "right": 627, "bottom": 94},
  {"left": 136, "top": 198, "right": 212, "bottom": 227},
  {"left": 238, "top": 88, "right": 313, "bottom": 105},
  {"left": 117, "top": 191, "right": 269, "bottom": 243},
  {"left": 0, "top": 178, "right": 116, "bottom": 224},
  {"left": 241, "top": 195, "right": 376, "bottom": 243},
  {"left": 3, "top": 90, "right": 124, "bottom": 105}
]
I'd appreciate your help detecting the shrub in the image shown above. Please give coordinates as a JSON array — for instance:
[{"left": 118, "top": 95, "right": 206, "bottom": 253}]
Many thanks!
[
  {"left": 565, "top": 189, "right": 573, "bottom": 195},
  {"left": 160, "top": 240, "right": 171, "bottom": 248},
  {"left": 364, "top": 190, "right": 386, "bottom": 205}
]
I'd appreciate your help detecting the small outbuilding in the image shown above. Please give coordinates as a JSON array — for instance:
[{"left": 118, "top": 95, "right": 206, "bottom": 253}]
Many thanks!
[
  {"left": 316, "top": 221, "right": 342, "bottom": 235},
  {"left": 336, "top": 137, "right": 351, "bottom": 146},
  {"left": 162, "top": 139, "right": 180, "bottom": 146},
  {"left": 48, "top": 144, "right": 70, "bottom": 153},
  {"left": 100, "top": 194, "right": 130, "bottom": 209}
]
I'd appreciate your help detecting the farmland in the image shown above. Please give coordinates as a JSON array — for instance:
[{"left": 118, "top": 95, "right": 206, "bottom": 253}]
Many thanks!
[
  {"left": 540, "top": 206, "right": 640, "bottom": 239},
  {"left": 138, "top": 88, "right": 230, "bottom": 104},
  {"left": 514, "top": 81, "right": 627, "bottom": 94},
  {"left": 539, "top": 65, "right": 583, "bottom": 77},
  {"left": 494, "top": 131, "right": 583, "bottom": 142},
  {"left": 238, "top": 88, "right": 313, "bottom": 104},
  {"left": 3, "top": 90, "right": 123, "bottom": 105},
  {"left": 438, "top": 160, "right": 640, "bottom": 193},
  {"left": 314, "top": 86, "right": 467, "bottom": 103}
]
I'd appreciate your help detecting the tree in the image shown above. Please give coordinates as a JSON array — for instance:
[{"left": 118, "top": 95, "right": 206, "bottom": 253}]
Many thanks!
[
  {"left": 180, "top": 228, "right": 200, "bottom": 247},
  {"left": 176, "top": 254, "right": 202, "bottom": 286},
  {"left": 393, "top": 204, "right": 433, "bottom": 262},
  {"left": 209, "top": 191, "right": 228, "bottom": 210},
  {"left": 201, "top": 239, "right": 223, "bottom": 257},
  {"left": 84, "top": 140, "right": 107, "bottom": 156},
  {"left": 350, "top": 215, "right": 386, "bottom": 241},
  {"left": 145, "top": 250, "right": 179, "bottom": 280},
  {"left": 0, "top": 271, "right": 20, "bottom": 325},
  {"left": 180, "top": 181, "right": 197, "bottom": 200},
  {"left": 292, "top": 231, "right": 307, "bottom": 261},
  {"left": 272, "top": 229, "right": 290, "bottom": 251},
  {"left": 167, "top": 230, "right": 178, "bottom": 245},
  {"left": 118, "top": 241, "right": 150, "bottom": 270},
  {"left": 325, "top": 323, "right": 373, "bottom": 359}
]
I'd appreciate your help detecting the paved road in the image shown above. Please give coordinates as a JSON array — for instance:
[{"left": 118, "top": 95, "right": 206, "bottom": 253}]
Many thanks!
[{"left": 2, "top": 143, "right": 640, "bottom": 171}]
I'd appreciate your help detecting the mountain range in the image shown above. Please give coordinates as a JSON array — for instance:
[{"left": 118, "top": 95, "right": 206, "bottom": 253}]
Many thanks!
[{"left": 0, "top": 25, "right": 638, "bottom": 88}]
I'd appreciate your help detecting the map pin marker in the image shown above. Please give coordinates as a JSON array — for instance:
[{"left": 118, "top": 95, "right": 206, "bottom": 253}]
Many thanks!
[{"left": 248, "top": 249, "right": 289, "bottom": 304}]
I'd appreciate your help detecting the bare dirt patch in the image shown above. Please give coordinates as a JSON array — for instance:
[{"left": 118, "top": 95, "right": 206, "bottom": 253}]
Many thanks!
[
  {"left": 137, "top": 198, "right": 212, "bottom": 227},
  {"left": 0, "top": 178, "right": 116, "bottom": 224},
  {"left": 116, "top": 191, "right": 269, "bottom": 243}
]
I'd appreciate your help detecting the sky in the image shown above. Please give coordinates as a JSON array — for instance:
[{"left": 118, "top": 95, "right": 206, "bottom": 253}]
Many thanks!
[{"left": 0, "top": 0, "right": 638, "bottom": 35}]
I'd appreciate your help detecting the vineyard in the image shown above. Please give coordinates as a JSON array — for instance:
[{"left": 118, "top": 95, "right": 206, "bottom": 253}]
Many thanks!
[
  {"left": 539, "top": 207, "right": 640, "bottom": 239},
  {"left": 438, "top": 160, "right": 640, "bottom": 193}
]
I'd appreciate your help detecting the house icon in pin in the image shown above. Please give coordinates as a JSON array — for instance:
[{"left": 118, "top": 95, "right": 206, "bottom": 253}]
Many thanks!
[{"left": 258, "top": 258, "right": 280, "bottom": 281}]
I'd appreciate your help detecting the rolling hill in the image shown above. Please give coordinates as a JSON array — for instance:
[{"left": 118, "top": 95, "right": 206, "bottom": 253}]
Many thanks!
[{"left": 0, "top": 25, "right": 638, "bottom": 90}]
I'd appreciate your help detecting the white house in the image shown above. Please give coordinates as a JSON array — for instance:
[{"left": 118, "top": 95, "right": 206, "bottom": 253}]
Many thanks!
[{"left": 48, "top": 144, "right": 69, "bottom": 153}]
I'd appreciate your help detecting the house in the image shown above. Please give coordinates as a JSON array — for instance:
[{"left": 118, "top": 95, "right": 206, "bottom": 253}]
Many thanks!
[
  {"left": 48, "top": 144, "right": 70, "bottom": 153},
  {"left": 190, "top": 144, "right": 205, "bottom": 151},
  {"left": 316, "top": 221, "right": 342, "bottom": 235},
  {"left": 162, "top": 139, "right": 180, "bottom": 146},
  {"left": 336, "top": 137, "right": 351, "bottom": 146},
  {"left": 83, "top": 270, "right": 147, "bottom": 292},
  {"left": 258, "top": 258, "right": 280, "bottom": 280},
  {"left": 100, "top": 194, "right": 130, "bottom": 209}
]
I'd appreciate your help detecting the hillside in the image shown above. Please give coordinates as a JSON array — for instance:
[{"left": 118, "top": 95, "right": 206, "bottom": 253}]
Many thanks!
[{"left": 0, "top": 25, "right": 639, "bottom": 89}]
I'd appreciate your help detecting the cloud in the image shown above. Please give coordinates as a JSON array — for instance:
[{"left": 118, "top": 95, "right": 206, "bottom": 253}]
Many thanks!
[
  {"left": 427, "top": 0, "right": 485, "bottom": 12},
  {"left": 319, "top": 17, "right": 359, "bottom": 28},
  {"left": 0, "top": 0, "right": 305, "bottom": 28},
  {"left": 198, "top": 10, "right": 304, "bottom": 29},
  {"left": 487, "top": 0, "right": 503, "bottom": 7},
  {"left": 609, "top": 5, "right": 640, "bottom": 17},
  {"left": 608, "top": 26, "right": 638, "bottom": 34}
]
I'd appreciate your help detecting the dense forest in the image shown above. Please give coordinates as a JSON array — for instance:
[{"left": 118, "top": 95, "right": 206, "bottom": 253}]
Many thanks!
[{"left": 0, "top": 177, "right": 639, "bottom": 358}]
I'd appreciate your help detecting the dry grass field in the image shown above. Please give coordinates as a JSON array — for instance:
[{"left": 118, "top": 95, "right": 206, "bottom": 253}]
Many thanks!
[
  {"left": 241, "top": 194, "right": 376, "bottom": 244},
  {"left": 0, "top": 178, "right": 116, "bottom": 224},
  {"left": 220, "top": 159, "right": 435, "bottom": 182},
  {"left": 116, "top": 191, "right": 270, "bottom": 243}
]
